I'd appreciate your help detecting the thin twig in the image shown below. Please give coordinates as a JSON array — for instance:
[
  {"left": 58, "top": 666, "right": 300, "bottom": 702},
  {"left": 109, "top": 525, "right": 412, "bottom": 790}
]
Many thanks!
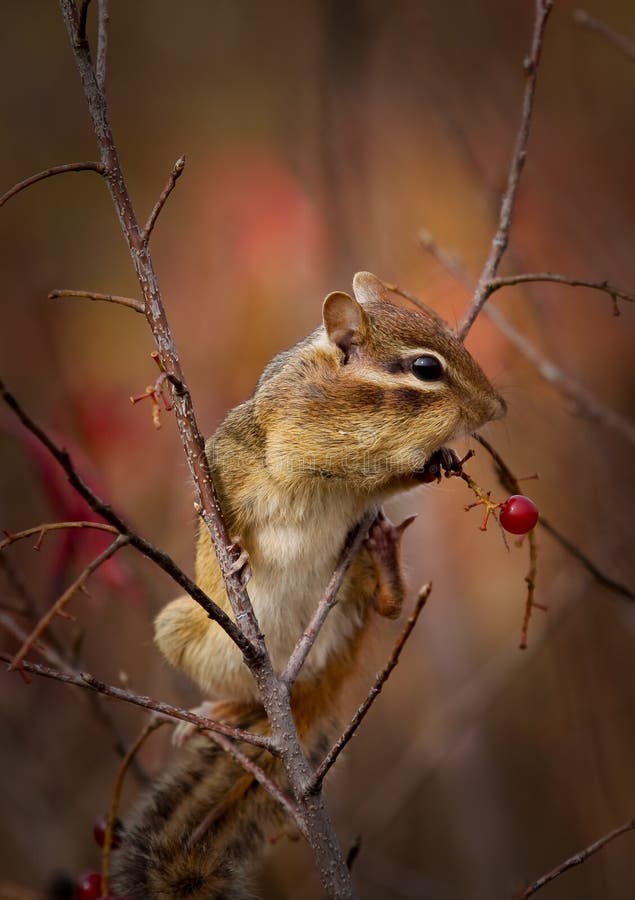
[
  {"left": 0, "top": 520, "right": 119, "bottom": 552},
  {"left": 520, "top": 531, "right": 539, "bottom": 650},
  {"left": 40, "top": 5, "right": 360, "bottom": 892},
  {"left": 0, "top": 609, "right": 146, "bottom": 783},
  {"left": 283, "top": 511, "right": 376, "bottom": 686},
  {"left": 0, "top": 162, "right": 105, "bottom": 207},
  {"left": 206, "top": 731, "right": 303, "bottom": 833},
  {"left": 8, "top": 535, "right": 129, "bottom": 671},
  {"left": 308, "top": 584, "right": 432, "bottom": 794},
  {"left": 0, "top": 379, "right": 254, "bottom": 657},
  {"left": 101, "top": 718, "right": 162, "bottom": 896},
  {"left": 56, "top": 3, "right": 357, "bottom": 892},
  {"left": 539, "top": 517, "right": 634, "bottom": 601},
  {"left": 417, "top": 234, "right": 635, "bottom": 448},
  {"left": 96, "top": 0, "right": 109, "bottom": 90},
  {"left": 487, "top": 272, "right": 635, "bottom": 316},
  {"left": 58, "top": 0, "right": 264, "bottom": 656},
  {"left": 574, "top": 9, "right": 635, "bottom": 62},
  {"left": 472, "top": 434, "right": 635, "bottom": 603},
  {"left": 142, "top": 156, "right": 186, "bottom": 245},
  {"left": 0, "top": 654, "right": 276, "bottom": 751},
  {"left": 49, "top": 289, "right": 144, "bottom": 314},
  {"left": 485, "top": 303, "right": 635, "bottom": 446},
  {"left": 519, "top": 817, "right": 635, "bottom": 898},
  {"left": 458, "top": 0, "right": 554, "bottom": 339},
  {"left": 0, "top": 609, "right": 72, "bottom": 673}
]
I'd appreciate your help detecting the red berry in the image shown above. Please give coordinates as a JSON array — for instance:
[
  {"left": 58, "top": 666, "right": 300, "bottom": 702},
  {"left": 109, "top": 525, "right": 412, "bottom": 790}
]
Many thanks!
[
  {"left": 499, "top": 495, "right": 539, "bottom": 535},
  {"left": 75, "top": 872, "right": 101, "bottom": 900},
  {"left": 93, "top": 814, "right": 123, "bottom": 849}
]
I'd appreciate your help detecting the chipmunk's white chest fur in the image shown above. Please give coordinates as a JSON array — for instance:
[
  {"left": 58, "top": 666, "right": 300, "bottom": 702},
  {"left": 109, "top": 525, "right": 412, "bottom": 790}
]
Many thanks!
[{"left": 247, "top": 491, "right": 369, "bottom": 676}]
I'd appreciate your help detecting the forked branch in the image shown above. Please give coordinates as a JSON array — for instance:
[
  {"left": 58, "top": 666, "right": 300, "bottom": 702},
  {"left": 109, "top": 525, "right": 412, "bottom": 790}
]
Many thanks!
[
  {"left": 8, "top": 535, "right": 129, "bottom": 671},
  {"left": 459, "top": 0, "right": 554, "bottom": 339},
  {"left": 0, "top": 654, "right": 275, "bottom": 751},
  {"left": 308, "top": 583, "right": 431, "bottom": 794}
]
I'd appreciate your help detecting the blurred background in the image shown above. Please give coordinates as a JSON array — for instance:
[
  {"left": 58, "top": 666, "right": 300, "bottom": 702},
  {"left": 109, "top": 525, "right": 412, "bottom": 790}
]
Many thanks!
[{"left": 1, "top": 1, "right": 635, "bottom": 898}]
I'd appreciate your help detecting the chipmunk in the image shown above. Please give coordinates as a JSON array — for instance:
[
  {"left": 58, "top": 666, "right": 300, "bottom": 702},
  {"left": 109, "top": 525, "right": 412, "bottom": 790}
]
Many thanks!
[{"left": 113, "top": 272, "right": 505, "bottom": 899}]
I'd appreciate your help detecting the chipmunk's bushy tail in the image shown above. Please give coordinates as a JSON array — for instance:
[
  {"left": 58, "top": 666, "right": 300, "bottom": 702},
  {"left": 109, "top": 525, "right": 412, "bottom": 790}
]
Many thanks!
[
  {"left": 112, "top": 705, "right": 288, "bottom": 900},
  {"left": 113, "top": 620, "right": 368, "bottom": 898}
]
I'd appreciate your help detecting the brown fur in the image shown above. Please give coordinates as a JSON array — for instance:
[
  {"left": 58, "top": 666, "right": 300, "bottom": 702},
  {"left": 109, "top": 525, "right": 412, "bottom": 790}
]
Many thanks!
[{"left": 116, "top": 273, "right": 505, "bottom": 897}]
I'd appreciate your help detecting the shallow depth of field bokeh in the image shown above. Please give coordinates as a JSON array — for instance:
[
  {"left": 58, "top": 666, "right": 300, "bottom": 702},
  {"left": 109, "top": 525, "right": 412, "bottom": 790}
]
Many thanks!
[{"left": 1, "top": 2, "right": 635, "bottom": 898}]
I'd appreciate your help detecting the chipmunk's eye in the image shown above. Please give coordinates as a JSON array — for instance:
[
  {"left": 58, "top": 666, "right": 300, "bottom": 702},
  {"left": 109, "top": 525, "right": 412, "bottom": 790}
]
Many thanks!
[{"left": 412, "top": 355, "right": 444, "bottom": 381}]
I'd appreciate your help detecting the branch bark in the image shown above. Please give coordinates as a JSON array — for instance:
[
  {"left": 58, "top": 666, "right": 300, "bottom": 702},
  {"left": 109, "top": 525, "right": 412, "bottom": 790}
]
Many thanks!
[
  {"left": 0, "top": 162, "right": 105, "bottom": 207},
  {"left": 0, "top": 379, "right": 253, "bottom": 657},
  {"left": 308, "top": 583, "right": 431, "bottom": 794},
  {"left": 48, "top": 289, "right": 144, "bottom": 314},
  {"left": 486, "top": 272, "right": 635, "bottom": 315},
  {"left": 0, "top": 654, "right": 275, "bottom": 751},
  {"left": 574, "top": 9, "right": 635, "bottom": 62},
  {"left": 519, "top": 817, "right": 635, "bottom": 898},
  {"left": 283, "top": 512, "right": 376, "bottom": 687},
  {"left": 458, "top": 0, "right": 554, "bottom": 339},
  {"left": 50, "top": 4, "right": 359, "bottom": 893},
  {"left": 9, "top": 535, "right": 129, "bottom": 671}
]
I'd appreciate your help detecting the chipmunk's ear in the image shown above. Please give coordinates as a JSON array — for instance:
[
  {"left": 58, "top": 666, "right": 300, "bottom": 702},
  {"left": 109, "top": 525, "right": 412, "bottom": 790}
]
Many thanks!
[
  {"left": 322, "top": 291, "right": 369, "bottom": 360},
  {"left": 352, "top": 271, "right": 391, "bottom": 305}
]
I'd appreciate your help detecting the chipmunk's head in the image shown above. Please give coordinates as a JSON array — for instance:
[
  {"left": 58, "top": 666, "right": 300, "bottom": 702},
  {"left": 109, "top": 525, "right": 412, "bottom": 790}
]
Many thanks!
[{"left": 258, "top": 272, "right": 505, "bottom": 495}]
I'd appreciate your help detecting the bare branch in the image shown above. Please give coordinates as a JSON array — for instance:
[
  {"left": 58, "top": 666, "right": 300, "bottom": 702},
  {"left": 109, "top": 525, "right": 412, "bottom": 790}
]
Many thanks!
[
  {"left": 539, "top": 517, "right": 635, "bottom": 601},
  {"left": 49, "top": 288, "right": 144, "bottom": 314},
  {"left": 0, "top": 161, "right": 105, "bottom": 207},
  {"left": 57, "top": 0, "right": 264, "bottom": 655},
  {"left": 45, "top": 3, "right": 362, "bottom": 890},
  {"left": 487, "top": 272, "right": 635, "bottom": 316},
  {"left": 142, "top": 156, "right": 186, "bottom": 245},
  {"left": 415, "top": 235, "right": 635, "bottom": 448},
  {"left": 485, "top": 303, "right": 635, "bottom": 446},
  {"left": 458, "top": 0, "right": 554, "bottom": 339},
  {"left": 0, "top": 379, "right": 254, "bottom": 658},
  {"left": 9, "top": 535, "right": 129, "bottom": 671},
  {"left": 205, "top": 731, "right": 303, "bottom": 833},
  {"left": 0, "top": 654, "right": 276, "bottom": 751},
  {"left": 283, "top": 512, "right": 376, "bottom": 687},
  {"left": 0, "top": 609, "right": 145, "bottom": 784},
  {"left": 519, "top": 817, "right": 635, "bottom": 898},
  {"left": 472, "top": 434, "right": 635, "bottom": 603},
  {"left": 1, "top": 520, "right": 119, "bottom": 552},
  {"left": 0, "top": 609, "right": 73, "bottom": 674},
  {"left": 96, "top": 0, "right": 109, "bottom": 89},
  {"left": 308, "top": 583, "right": 431, "bottom": 794},
  {"left": 574, "top": 9, "right": 635, "bottom": 62}
]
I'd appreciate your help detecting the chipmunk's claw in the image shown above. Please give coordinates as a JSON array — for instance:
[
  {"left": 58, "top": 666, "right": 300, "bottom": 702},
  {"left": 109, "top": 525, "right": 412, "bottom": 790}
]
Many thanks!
[
  {"left": 228, "top": 541, "right": 251, "bottom": 585},
  {"left": 365, "top": 511, "right": 416, "bottom": 557}
]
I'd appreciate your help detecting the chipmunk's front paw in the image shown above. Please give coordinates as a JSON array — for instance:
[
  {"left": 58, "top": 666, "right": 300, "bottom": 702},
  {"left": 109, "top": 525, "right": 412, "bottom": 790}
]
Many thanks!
[
  {"left": 172, "top": 700, "right": 222, "bottom": 748},
  {"left": 415, "top": 446, "right": 463, "bottom": 483},
  {"left": 366, "top": 511, "right": 416, "bottom": 618},
  {"left": 365, "top": 511, "right": 416, "bottom": 560}
]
